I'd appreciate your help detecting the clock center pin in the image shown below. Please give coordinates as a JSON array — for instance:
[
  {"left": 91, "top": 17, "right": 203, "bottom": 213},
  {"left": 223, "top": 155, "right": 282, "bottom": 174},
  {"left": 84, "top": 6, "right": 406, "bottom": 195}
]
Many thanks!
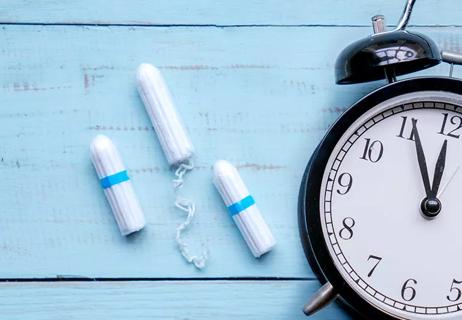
[{"left": 421, "top": 197, "right": 442, "bottom": 218}]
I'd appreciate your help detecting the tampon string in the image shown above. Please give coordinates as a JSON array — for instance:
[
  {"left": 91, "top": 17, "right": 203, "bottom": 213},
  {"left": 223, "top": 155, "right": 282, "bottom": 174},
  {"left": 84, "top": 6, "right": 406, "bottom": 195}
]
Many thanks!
[{"left": 174, "top": 197, "right": 208, "bottom": 269}]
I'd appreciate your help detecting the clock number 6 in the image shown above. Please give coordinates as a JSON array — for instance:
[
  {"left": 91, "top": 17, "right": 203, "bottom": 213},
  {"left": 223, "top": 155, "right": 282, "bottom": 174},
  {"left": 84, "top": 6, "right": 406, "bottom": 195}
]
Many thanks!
[
  {"left": 401, "top": 279, "right": 417, "bottom": 302},
  {"left": 447, "top": 279, "right": 462, "bottom": 302},
  {"left": 360, "top": 138, "right": 383, "bottom": 163},
  {"left": 339, "top": 217, "right": 355, "bottom": 240}
]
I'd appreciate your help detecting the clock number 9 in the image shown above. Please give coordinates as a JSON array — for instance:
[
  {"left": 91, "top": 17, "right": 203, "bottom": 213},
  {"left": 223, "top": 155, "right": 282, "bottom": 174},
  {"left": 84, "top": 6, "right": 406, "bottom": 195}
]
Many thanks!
[
  {"left": 336, "top": 173, "right": 353, "bottom": 195},
  {"left": 401, "top": 279, "right": 417, "bottom": 302},
  {"left": 360, "top": 138, "right": 383, "bottom": 163},
  {"left": 447, "top": 279, "right": 462, "bottom": 302},
  {"left": 339, "top": 217, "right": 355, "bottom": 240}
]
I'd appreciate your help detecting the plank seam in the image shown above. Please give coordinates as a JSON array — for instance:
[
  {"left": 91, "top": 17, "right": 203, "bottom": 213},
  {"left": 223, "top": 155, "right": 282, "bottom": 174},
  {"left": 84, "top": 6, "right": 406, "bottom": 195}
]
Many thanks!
[
  {"left": 0, "top": 22, "right": 461, "bottom": 28},
  {"left": 0, "top": 277, "right": 318, "bottom": 282}
]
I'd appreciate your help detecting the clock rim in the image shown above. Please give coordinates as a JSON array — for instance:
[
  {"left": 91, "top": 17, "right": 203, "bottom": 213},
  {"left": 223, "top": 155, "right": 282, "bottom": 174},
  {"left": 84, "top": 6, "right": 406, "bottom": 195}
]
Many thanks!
[{"left": 298, "top": 76, "right": 462, "bottom": 320}]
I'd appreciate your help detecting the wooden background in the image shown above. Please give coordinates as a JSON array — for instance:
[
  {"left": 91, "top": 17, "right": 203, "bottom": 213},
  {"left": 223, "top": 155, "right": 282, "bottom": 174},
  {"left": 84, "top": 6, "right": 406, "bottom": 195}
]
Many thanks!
[{"left": 0, "top": 0, "right": 461, "bottom": 318}]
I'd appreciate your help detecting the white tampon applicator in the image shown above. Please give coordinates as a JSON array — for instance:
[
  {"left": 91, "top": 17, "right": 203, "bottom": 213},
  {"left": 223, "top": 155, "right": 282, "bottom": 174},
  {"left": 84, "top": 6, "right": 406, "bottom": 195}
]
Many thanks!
[
  {"left": 136, "top": 63, "right": 194, "bottom": 167},
  {"left": 213, "top": 160, "right": 276, "bottom": 258},
  {"left": 136, "top": 63, "right": 207, "bottom": 269},
  {"left": 90, "top": 135, "right": 146, "bottom": 236}
]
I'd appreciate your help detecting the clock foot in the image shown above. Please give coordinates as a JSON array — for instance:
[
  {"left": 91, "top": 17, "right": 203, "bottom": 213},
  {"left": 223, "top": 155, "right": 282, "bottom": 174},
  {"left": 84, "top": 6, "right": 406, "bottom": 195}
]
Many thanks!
[{"left": 303, "top": 282, "right": 338, "bottom": 316}]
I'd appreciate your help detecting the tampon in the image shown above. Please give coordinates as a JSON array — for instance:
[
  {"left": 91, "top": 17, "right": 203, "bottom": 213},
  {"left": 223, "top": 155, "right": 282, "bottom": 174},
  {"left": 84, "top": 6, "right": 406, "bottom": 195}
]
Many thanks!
[
  {"left": 136, "top": 63, "right": 194, "bottom": 167},
  {"left": 213, "top": 160, "right": 276, "bottom": 258},
  {"left": 90, "top": 135, "right": 146, "bottom": 236},
  {"left": 136, "top": 63, "right": 207, "bottom": 269}
]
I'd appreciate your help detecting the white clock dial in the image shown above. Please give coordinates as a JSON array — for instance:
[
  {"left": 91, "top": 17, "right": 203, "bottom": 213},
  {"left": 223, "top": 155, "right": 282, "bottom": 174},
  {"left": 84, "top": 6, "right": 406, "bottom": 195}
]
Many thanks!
[{"left": 320, "top": 91, "right": 462, "bottom": 319}]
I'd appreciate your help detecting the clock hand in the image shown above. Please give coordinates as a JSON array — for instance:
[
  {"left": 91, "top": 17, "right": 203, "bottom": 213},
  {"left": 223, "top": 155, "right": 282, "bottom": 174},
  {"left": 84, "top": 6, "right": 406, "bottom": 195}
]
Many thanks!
[
  {"left": 431, "top": 140, "right": 448, "bottom": 196},
  {"left": 411, "top": 119, "right": 432, "bottom": 199},
  {"left": 411, "top": 119, "right": 443, "bottom": 218},
  {"left": 438, "top": 165, "right": 459, "bottom": 198}
]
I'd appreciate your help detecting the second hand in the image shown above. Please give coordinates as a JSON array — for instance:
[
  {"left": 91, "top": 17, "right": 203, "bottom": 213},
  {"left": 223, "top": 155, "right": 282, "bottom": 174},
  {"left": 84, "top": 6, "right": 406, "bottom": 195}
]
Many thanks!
[{"left": 438, "top": 165, "right": 460, "bottom": 198}]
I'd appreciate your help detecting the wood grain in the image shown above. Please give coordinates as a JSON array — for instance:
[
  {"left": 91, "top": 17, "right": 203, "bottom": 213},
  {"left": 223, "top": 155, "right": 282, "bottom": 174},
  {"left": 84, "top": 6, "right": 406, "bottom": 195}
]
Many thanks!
[
  {"left": 0, "top": 280, "right": 352, "bottom": 319},
  {"left": 2, "top": 1, "right": 462, "bottom": 318},
  {"left": 0, "top": 0, "right": 460, "bottom": 26},
  {"left": 0, "top": 25, "right": 460, "bottom": 279}
]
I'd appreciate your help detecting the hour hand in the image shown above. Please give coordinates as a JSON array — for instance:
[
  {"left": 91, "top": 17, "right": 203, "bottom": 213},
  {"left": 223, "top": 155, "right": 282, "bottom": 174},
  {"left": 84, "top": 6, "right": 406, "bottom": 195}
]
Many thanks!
[{"left": 411, "top": 119, "right": 432, "bottom": 198}]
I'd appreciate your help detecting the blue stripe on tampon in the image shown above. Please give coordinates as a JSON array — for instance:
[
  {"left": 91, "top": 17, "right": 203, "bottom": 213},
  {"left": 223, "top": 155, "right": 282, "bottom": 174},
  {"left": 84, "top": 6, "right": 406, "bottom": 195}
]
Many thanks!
[
  {"left": 227, "top": 195, "right": 255, "bottom": 216},
  {"left": 100, "top": 170, "right": 130, "bottom": 189}
]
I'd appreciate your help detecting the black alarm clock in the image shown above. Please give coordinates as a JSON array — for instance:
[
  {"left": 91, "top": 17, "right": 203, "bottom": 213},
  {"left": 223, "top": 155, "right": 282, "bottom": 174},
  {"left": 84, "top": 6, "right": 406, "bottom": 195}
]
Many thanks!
[{"left": 298, "top": 0, "right": 462, "bottom": 319}]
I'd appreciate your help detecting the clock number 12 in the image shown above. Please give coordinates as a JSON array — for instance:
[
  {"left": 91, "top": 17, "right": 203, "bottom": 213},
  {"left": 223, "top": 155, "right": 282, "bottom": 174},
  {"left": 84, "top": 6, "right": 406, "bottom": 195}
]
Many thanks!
[{"left": 438, "top": 113, "right": 462, "bottom": 139}]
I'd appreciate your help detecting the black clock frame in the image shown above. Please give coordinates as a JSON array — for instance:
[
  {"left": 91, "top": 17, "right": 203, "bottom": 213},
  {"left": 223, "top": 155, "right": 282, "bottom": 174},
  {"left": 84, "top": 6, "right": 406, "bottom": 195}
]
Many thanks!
[{"left": 298, "top": 76, "right": 462, "bottom": 319}]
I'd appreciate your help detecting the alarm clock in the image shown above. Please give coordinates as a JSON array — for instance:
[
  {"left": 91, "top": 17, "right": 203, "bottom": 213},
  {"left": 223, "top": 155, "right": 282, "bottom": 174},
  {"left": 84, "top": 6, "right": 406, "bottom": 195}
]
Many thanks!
[{"left": 298, "top": 0, "right": 462, "bottom": 319}]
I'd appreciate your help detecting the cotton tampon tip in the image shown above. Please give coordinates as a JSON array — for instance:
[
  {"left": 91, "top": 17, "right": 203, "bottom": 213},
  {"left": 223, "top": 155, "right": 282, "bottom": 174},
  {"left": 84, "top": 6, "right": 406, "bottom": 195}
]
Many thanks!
[
  {"left": 213, "top": 160, "right": 276, "bottom": 258},
  {"left": 136, "top": 63, "right": 161, "bottom": 90},
  {"left": 90, "top": 135, "right": 146, "bottom": 236},
  {"left": 90, "top": 135, "right": 124, "bottom": 177},
  {"left": 213, "top": 160, "right": 246, "bottom": 203}
]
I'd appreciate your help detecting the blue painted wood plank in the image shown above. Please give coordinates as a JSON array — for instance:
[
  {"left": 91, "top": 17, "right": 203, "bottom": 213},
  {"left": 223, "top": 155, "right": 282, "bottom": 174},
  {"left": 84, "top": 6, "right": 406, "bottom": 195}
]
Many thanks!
[
  {"left": 0, "top": 25, "right": 460, "bottom": 279},
  {"left": 0, "top": 280, "right": 352, "bottom": 319},
  {"left": 0, "top": 0, "right": 461, "bottom": 26}
]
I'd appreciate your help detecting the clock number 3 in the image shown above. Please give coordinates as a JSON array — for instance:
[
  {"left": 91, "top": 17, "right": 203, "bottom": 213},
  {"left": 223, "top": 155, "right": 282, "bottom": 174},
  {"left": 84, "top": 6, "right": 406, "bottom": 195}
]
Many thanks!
[
  {"left": 339, "top": 217, "right": 355, "bottom": 240},
  {"left": 360, "top": 138, "right": 383, "bottom": 163},
  {"left": 401, "top": 279, "right": 417, "bottom": 302},
  {"left": 447, "top": 279, "right": 462, "bottom": 302}
]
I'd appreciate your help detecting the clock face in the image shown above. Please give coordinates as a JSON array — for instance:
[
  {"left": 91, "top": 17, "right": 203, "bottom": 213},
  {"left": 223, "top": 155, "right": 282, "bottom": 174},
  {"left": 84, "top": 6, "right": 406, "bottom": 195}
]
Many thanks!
[{"left": 319, "top": 90, "right": 462, "bottom": 319}]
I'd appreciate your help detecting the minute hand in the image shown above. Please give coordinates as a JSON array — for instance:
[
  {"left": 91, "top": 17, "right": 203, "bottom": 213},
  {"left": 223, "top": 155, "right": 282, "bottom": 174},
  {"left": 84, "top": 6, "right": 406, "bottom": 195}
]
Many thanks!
[
  {"left": 431, "top": 140, "right": 448, "bottom": 196},
  {"left": 411, "top": 119, "right": 432, "bottom": 198}
]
